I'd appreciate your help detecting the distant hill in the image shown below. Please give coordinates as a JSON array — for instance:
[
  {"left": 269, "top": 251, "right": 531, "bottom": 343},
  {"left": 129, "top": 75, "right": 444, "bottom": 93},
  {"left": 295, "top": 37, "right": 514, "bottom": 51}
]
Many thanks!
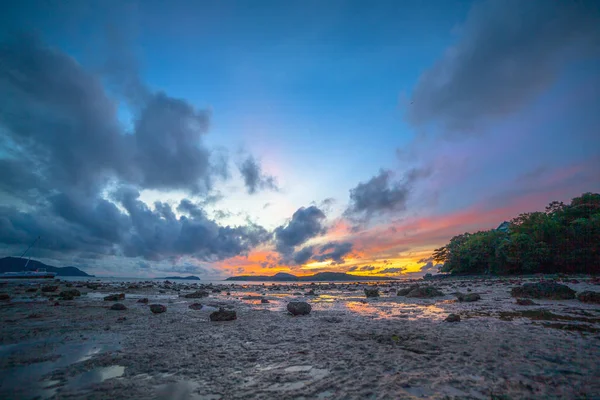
[
  {"left": 0, "top": 257, "right": 93, "bottom": 277},
  {"left": 157, "top": 276, "right": 201, "bottom": 280},
  {"left": 226, "top": 271, "right": 397, "bottom": 281}
]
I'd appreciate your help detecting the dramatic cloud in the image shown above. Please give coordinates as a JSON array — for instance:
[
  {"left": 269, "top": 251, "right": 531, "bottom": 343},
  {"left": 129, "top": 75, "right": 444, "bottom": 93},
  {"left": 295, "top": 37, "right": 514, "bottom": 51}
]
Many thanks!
[
  {"left": 239, "top": 155, "right": 279, "bottom": 195},
  {"left": 288, "top": 241, "right": 354, "bottom": 266},
  {"left": 379, "top": 267, "right": 406, "bottom": 274},
  {"left": 345, "top": 168, "right": 430, "bottom": 222},
  {"left": 407, "top": 0, "right": 600, "bottom": 133},
  {"left": 348, "top": 265, "right": 375, "bottom": 272},
  {"left": 0, "top": 35, "right": 271, "bottom": 266},
  {"left": 419, "top": 261, "right": 441, "bottom": 274},
  {"left": 274, "top": 206, "right": 327, "bottom": 255},
  {"left": 312, "top": 241, "right": 353, "bottom": 264}
]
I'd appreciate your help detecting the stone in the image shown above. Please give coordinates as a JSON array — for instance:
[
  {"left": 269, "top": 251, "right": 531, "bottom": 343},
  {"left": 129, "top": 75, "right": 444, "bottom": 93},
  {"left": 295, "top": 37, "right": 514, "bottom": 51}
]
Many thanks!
[
  {"left": 405, "top": 286, "right": 444, "bottom": 298},
  {"left": 59, "top": 289, "right": 81, "bottom": 299},
  {"left": 445, "top": 314, "right": 461, "bottom": 322},
  {"left": 456, "top": 293, "right": 481, "bottom": 302},
  {"left": 261, "top": 298, "right": 270, "bottom": 303},
  {"left": 364, "top": 288, "right": 380, "bottom": 298},
  {"left": 150, "top": 304, "right": 167, "bottom": 314},
  {"left": 189, "top": 303, "right": 203, "bottom": 310},
  {"left": 0, "top": 293, "right": 10, "bottom": 301},
  {"left": 397, "top": 285, "right": 421, "bottom": 296},
  {"left": 510, "top": 282, "right": 575, "bottom": 300},
  {"left": 305, "top": 290, "right": 317, "bottom": 296},
  {"left": 41, "top": 285, "right": 58, "bottom": 293},
  {"left": 576, "top": 291, "right": 600, "bottom": 304},
  {"left": 110, "top": 303, "right": 127, "bottom": 311},
  {"left": 26, "top": 288, "right": 38, "bottom": 293},
  {"left": 210, "top": 308, "right": 237, "bottom": 321},
  {"left": 516, "top": 298, "right": 537, "bottom": 306},
  {"left": 137, "top": 298, "right": 149, "bottom": 304},
  {"left": 212, "top": 289, "right": 221, "bottom": 293},
  {"left": 287, "top": 301, "right": 312, "bottom": 316},
  {"left": 104, "top": 293, "right": 125, "bottom": 301},
  {"left": 183, "top": 290, "right": 209, "bottom": 299}
]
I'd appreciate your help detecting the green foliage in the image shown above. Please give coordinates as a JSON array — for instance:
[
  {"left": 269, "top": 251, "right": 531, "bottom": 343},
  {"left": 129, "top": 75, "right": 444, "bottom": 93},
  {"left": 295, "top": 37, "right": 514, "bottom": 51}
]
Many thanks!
[{"left": 436, "top": 193, "right": 600, "bottom": 275}]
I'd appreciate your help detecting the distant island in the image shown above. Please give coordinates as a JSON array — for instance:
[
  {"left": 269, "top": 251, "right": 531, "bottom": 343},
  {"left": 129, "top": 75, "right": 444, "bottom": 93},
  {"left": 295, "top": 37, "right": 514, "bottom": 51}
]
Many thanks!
[
  {"left": 156, "top": 276, "right": 201, "bottom": 280},
  {"left": 226, "top": 272, "right": 397, "bottom": 282},
  {"left": 0, "top": 257, "right": 93, "bottom": 277}
]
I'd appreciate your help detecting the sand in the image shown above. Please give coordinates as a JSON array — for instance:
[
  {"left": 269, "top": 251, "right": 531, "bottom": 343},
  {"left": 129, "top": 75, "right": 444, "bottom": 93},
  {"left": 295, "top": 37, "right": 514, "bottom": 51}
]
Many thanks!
[{"left": 0, "top": 277, "right": 599, "bottom": 399}]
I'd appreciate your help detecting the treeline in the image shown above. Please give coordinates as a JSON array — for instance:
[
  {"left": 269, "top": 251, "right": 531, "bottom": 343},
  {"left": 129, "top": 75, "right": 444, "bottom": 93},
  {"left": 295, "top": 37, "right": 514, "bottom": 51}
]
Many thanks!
[{"left": 433, "top": 193, "right": 600, "bottom": 275}]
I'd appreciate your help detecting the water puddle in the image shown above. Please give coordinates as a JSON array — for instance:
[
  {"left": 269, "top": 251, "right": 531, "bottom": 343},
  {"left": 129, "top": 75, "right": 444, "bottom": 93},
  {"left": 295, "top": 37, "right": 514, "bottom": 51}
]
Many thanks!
[{"left": 0, "top": 336, "right": 121, "bottom": 399}]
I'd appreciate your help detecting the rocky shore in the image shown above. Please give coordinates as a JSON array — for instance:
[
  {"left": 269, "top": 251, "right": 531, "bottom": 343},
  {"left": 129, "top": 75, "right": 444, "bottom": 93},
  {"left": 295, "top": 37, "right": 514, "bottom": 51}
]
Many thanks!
[{"left": 0, "top": 276, "right": 599, "bottom": 399}]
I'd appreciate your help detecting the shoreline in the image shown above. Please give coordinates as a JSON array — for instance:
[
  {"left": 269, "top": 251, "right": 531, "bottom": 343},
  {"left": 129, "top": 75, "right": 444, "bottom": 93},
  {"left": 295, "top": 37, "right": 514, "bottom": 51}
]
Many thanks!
[{"left": 1, "top": 276, "right": 599, "bottom": 399}]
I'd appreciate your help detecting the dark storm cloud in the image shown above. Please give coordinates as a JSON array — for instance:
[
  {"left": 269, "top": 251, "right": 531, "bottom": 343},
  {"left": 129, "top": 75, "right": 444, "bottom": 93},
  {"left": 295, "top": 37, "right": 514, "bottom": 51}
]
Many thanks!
[
  {"left": 238, "top": 155, "right": 279, "bottom": 195},
  {"left": 274, "top": 206, "right": 327, "bottom": 254},
  {"left": 407, "top": 0, "right": 600, "bottom": 134},
  {"left": 0, "top": 35, "right": 271, "bottom": 264},
  {"left": 345, "top": 168, "right": 430, "bottom": 221}
]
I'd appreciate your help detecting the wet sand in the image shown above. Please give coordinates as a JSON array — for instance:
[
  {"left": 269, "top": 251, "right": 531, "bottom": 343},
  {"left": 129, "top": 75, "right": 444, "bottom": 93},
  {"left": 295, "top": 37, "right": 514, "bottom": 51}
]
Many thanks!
[{"left": 1, "top": 277, "right": 599, "bottom": 399}]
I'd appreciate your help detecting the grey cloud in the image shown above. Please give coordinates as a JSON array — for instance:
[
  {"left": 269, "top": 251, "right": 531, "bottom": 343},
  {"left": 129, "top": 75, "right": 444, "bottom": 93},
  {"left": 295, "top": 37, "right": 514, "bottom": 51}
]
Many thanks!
[
  {"left": 419, "top": 261, "right": 441, "bottom": 273},
  {"left": 348, "top": 265, "right": 377, "bottom": 272},
  {"left": 379, "top": 267, "right": 406, "bottom": 274},
  {"left": 285, "top": 241, "right": 353, "bottom": 266},
  {"left": 239, "top": 155, "right": 279, "bottom": 195},
  {"left": 274, "top": 206, "right": 327, "bottom": 255},
  {"left": 407, "top": 0, "right": 600, "bottom": 134},
  {"left": 345, "top": 168, "right": 430, "bottom": 221},
  {"left": 291, "top": 246, "right": 315, "bottom": 265},
  {"left": 0, "top": 35, "right": 228, "bottom": 196},
  {"left": 312, "top": 242, "right": 353, "bottom": 264},
  {"left": 0, "top": 35, "right": 275, "bottom": 265}
]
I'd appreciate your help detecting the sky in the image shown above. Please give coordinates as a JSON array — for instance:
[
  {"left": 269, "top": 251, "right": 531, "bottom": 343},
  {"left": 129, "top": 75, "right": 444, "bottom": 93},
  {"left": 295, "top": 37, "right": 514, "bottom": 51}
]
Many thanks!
[{"left": 0, "top": 0, "right": 599, "bottom": 278}]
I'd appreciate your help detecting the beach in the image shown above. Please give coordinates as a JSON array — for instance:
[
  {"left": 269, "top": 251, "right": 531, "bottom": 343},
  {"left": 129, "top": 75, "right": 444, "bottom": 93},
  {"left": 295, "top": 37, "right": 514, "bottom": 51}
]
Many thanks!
[{"left": 1, "top": 277, "right": 599, "bottom": 399}]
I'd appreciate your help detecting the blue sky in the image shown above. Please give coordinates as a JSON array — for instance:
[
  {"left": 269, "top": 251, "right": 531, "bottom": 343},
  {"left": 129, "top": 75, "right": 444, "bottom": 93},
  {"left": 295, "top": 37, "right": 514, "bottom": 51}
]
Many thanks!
[{"left": 0, "top": 0, "right": 598, "bottom": 278}]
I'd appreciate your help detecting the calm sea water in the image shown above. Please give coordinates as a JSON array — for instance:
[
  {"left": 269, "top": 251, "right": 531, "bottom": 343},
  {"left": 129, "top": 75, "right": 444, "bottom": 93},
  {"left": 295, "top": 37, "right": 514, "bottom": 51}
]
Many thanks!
[{"left": 57, "top": 276, "right": 403, "bottom": 285}]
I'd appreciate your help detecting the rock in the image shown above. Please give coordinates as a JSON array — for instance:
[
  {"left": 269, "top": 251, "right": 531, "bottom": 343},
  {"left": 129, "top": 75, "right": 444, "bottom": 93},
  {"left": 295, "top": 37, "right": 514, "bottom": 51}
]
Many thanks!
[
  {"left": 293, "top": 292, "right": 303, "bottom": 295},
  {"left": 510, "top": 282, "right": 575, "bottom": 300},
  {"left": 87, "top": 284, "right": 100, "bottom": 290},
  {"left": 41, "top": 285, "right": 58, "bottom": 293},
  {"left": 212, "top": 289, "right": 221, "bottom": 293},
  {"left": 189, "top": 303, "right": 203, "bottom": 310},
  {"left": 305, "top": 290, "right": 317, "bottom": 296},
  {"left": 516, "top": 298, "right": 537, "bottom": 306},
  {"left": 150, "top": 304, "right": 167, "bottom": 314},
  {"left": 456, "top": 293, "right": 481, "bottom": 302},
  {"left": 59, "top": 289, "right": 81, "bottom": 299},
  {"left": 576, "top": 291, "right": 600, "bottom": 304},
  {"left": 445, "top": 314, "right": 461, "bottom": 322},
  {"left": 137, "top": 298, "right": 149, "bottom": 304},
  {"left": 104, "top": 293, "right": 125, "bottom": 301},
  {"left": 405, "top": 286, "right": 444, "bottom": 298},
  {"left": 397, "top": 285, "right": 420, "bottom": 296},
  {"left": 110, "top": 303, "right": 127, "bottom": 311},
  {"left": 226, "top": 292, "right": 231, "bottom": 296},
  {"left": 261, "top": 298, "right": 270, "bottom": 304},
  {"left": 26, "top": 288, "right": 38, "bottom": 293},
  {"left": 364, "top": 288, "right": 380, "bottom": 298},
  {"left": 183, "top": 290, "right": 209, "bottom": 299},
  {"left": 210, "top": 307, "right": 237, "bottom": 321},
  {"left": 287, "top": 301, "right": 312, "bottom": 316},
  {"left": 0, "top": 293, "right": 10, "bottom": 301}
]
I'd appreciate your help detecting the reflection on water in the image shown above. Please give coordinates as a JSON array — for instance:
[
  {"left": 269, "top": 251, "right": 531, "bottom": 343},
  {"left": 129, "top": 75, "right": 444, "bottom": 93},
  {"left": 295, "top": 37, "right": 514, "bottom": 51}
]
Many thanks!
[
  {"left": 65, "top": 365, "right": 125, "bottom": 390},
  {"left": 344, "top": 300, "right": 446, "bottom": 320},
  {"left": 0, "top": 337, "right": 121, "bottom": 399}
]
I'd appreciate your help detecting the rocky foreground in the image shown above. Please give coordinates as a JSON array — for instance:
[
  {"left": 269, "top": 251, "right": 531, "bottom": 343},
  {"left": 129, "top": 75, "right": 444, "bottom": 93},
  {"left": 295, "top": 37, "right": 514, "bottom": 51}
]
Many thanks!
[{"left": 0, "top": 276, "right": 599, "bottom": 399}]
